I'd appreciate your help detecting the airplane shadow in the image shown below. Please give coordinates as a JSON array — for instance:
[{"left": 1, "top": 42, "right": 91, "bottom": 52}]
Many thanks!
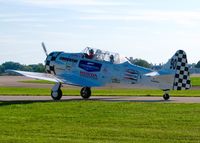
[
  {"left": 0, "top": 97, "right": 170, "bottom": 107},
  {"left": 0, "top": 98, "right": 82, "bottom": 107}
]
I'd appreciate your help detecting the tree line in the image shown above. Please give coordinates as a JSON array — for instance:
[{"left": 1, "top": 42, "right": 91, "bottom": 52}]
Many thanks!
[
  {"left": 196, "top": 61, "right": 200, "bottom": 68},
  {"left": 129, "top": 58, "right": 200, "bottom": 69},
  {"left": 0, "top": 61, "right": 45, "bottom": 75}
]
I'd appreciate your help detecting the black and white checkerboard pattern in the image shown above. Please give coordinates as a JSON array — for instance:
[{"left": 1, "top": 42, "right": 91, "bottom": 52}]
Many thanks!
[
  {"left": 173, "top": 50, "right": 191, "bottom": 90},
  {"left": 45, "top": 52, "right": 62, "bottom": 74}
]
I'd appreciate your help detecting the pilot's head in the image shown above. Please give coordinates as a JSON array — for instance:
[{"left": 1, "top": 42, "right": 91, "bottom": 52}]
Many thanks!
[
  {"left": 110, "top": 55, "right": 114, "bottom": 59},
  {"left": 110, "top": 55, "right": 114, "bottom": 63},
  {"left": 89, "top": 49, "right": 94, "bottom": 55}
]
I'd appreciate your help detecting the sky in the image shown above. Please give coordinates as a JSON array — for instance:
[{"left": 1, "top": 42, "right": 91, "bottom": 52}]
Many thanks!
[{"left": 0, "top": 0, "right": 200, "bottom": 65}]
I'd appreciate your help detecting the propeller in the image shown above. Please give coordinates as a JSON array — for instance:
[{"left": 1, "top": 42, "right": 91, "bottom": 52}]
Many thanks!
[{"left": 41, "top": 42, "right": 48, "bottom": 56}]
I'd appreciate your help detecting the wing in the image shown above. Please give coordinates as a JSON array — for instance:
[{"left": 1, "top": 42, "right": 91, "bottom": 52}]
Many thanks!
[
  {"left": 7, "top": 70, "right": 61, "bottom": 82},
  {"left": 7, "top": 70, "right": 103, "bottom": 87}
]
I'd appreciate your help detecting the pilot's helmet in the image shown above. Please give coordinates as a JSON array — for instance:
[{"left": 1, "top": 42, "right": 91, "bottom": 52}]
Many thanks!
[
  {"left": 110, "top": 55, "right": 114, "bottom": 59},
  {"left": 89, "top": 49, "right": 94, "bottom": 54}
]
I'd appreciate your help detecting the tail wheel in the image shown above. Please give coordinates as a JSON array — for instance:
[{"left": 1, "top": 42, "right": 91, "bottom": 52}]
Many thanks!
[
  {"left": 81, "top": 87, "right": 91, "bottom": 99},
  {"left": 51, "top": 89, "right": 62, "bottom": 100},
  {"left": 163, "top": 93, "right": 170, "bottom": 100}
]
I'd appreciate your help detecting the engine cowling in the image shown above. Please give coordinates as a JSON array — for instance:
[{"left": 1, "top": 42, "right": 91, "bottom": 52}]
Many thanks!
[{"left": 45, "top": 52, "right": 63, "bottom": 74}]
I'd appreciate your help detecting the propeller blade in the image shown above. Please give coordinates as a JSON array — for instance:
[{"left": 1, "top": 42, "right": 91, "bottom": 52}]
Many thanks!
[{"left": 42, "top": 42, "right": 48, "bottom": 56}]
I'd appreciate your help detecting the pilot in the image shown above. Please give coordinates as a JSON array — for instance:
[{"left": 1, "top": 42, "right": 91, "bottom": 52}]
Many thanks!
[
  {"left": 87, "top": 49, "right": 94, "bottom": 59},
  {"left": 110, "top": 55, "right": 114, "bottom": 63}
]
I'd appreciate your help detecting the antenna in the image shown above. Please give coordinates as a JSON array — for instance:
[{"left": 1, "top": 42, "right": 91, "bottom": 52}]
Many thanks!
[{"left": 125, "top": 57, "right": 131, "bottom": 62}]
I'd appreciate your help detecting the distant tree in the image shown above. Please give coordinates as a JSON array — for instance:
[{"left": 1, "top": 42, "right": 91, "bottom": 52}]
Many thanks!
[
  {"left": 29, "top": 63, "right": 45, "bottom": 72},
  {"left": 2, "top": 61, "right": 23, "bottom": 71},
  {"left": 0, "top": 65, "right": 4, "bottom": 75},
  {"left": 0, "top": 62, "right": 45, "bottom": 74},
  {"left": 196, "top": 61, "right": 200, "bottom": 68},
  {"left": 21, "top": 65, "right": 33, "bottom": 71},
  {"left": 129, "top": 58, "right": 152, "bottom": 68}
]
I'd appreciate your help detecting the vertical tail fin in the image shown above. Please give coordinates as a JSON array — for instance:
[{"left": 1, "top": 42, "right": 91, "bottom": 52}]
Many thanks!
[{"left": 161, "top": 50, "right": 191, "bottom": 90}]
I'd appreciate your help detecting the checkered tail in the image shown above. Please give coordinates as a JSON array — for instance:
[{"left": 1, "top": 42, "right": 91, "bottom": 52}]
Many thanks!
[{"left": 172, "top": 50, "right": 191, "bottom": 90}]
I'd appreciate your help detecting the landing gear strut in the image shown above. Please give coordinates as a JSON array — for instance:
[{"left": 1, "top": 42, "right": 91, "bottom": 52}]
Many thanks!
[
  {"left": 81, "top": 87, "right": 91, "bottom": 99},
  {"left": 163, "top": 90, "right": 170, "bottom": 100},
  {"left": 51, "top": 82, "right": 62, "bottom": 100}
]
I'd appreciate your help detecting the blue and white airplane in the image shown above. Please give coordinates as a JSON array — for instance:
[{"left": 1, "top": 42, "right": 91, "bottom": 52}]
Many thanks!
[{"left": 10, "top": 43, "right": 191, "bottom": 100}]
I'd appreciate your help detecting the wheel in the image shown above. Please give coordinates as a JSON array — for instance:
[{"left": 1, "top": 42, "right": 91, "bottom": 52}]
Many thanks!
[
  {"left": 163, "top": 93, "right": 170, "bottom": 100},
  {"left": 51, "top": 89, "right": 62, "bottom": 100},
  {"left": 81, "top": 87, "right": 91, "bottom": 99}
]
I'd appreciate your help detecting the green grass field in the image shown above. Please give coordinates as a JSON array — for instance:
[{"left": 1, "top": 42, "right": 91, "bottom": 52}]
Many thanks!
[
  {"left": 1, "top": 77, "right": 200, "bottom": 142},
  {"left": 20, "top": 79, "right": 55, "bottom": 84},
  {"left": 0, "top": 87, "right": 200, "bottom": 97},
  {"left": 0, "top": 101, "right": 200, "bottom": 143},
  {"left": 191, "top": 77, "right": 200, "bottom": 86}
]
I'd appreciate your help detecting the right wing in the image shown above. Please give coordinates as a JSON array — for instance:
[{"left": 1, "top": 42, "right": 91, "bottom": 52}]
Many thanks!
[{"left": 7, "top": 70, "right": 102, "bottom": 87}]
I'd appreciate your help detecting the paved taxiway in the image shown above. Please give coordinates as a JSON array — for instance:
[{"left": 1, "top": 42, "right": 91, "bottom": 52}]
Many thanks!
[{"left": 1, "top": 96, "right": 200, "bottom": 103}]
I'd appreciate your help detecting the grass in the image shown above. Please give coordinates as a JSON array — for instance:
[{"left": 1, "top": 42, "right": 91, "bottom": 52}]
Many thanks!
[
  {"left": 20, "top": 79, "right": 55, "bottom": 84},
  {"left": 191, "top": 77, "right": 200, "bottom": 86},
  {"left": 0, "top": 101, "right": 200, "bottom": 143},
  {"left": 0, "top": 87, "right": 200, "bottom": 97}
]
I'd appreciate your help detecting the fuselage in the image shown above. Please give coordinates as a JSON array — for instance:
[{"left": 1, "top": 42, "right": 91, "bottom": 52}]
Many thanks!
[
  {"left": 44, "top": 52, "right": 173, "bottom": 89},
  {"left": 9, "top": 45, "right": 191, "bottom": 101}
]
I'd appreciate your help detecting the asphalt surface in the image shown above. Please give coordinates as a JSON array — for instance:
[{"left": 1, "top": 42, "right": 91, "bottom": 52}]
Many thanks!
[{"left": 1, "top": 96, "right": 200, "bottom": 103}]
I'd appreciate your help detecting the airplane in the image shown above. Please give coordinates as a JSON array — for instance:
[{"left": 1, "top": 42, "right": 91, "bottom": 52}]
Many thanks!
[{"left": 9, "top": 43, "right": 191, "bottom": 100}]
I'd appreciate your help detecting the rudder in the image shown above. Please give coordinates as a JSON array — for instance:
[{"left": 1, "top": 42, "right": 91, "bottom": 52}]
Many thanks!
[{"left": 172, "top": 50, "right": 191, "bottom": 90}]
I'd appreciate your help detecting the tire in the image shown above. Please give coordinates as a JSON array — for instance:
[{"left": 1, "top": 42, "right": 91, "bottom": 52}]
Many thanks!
[
  {"left": 51, "top": 89, "right": 63, "bottom": 100},
  {"left": 163, "top": 93, "right": 170, "bottom": 100},
  {"left": 81, "top": 87, "right": 91, "bottom": 99}
]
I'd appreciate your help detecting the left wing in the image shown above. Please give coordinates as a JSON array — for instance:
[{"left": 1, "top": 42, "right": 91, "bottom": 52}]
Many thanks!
[{"left": 7, "top": 70, "right": 62, "bottom": 82}]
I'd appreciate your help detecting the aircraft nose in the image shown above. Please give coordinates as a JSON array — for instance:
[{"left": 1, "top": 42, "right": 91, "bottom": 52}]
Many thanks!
[{"left": 44, "top": 52, "right": 63, "bottom": 74}]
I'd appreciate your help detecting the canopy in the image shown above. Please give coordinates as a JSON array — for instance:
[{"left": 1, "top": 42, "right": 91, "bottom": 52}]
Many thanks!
[{"left": 82, "top": 47, "right": 127, "bottom": 64}]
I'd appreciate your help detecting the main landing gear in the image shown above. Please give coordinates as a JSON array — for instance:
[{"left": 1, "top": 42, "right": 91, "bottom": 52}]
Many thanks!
[
  {"left": 163, "top": 90, "right": 170, "bottom": 100},
  {"left": 80, "top": 87, "right": 91, "bottom": 99},
  {"left": 51, "top": 82, "right": 63, "bottom": 100},
  {"left": 51, "top": 83, "right": 92, "bottom": 100}
]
